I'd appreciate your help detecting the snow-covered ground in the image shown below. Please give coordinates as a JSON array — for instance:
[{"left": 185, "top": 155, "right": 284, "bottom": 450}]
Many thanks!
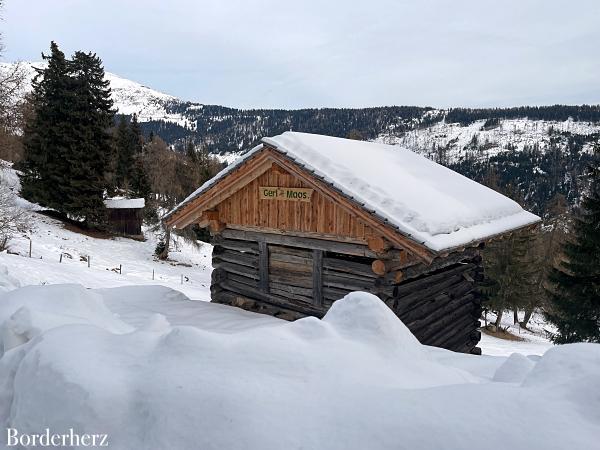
[
  {"left": 0, "top": 162, "right": 212, "bottom": 299},
  {"left": 0, "top": 285, "right": 598, "bottom": 450}
]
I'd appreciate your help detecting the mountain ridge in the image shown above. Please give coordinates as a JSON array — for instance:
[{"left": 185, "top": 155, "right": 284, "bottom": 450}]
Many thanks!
[{"left": 3, "top": 61, "right": 599, "bottom": 217}]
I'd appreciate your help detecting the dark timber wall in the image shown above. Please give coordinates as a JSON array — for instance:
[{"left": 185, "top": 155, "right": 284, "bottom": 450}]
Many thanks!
[
  {"left": 106, "top": 208, "right": 143, "bottom": 236},
  {"left": 211, "top": 230, "right": 483, "bottom": 354}
]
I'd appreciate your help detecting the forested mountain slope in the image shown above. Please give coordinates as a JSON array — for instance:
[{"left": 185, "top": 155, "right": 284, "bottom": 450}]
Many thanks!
[{"left": 3, "top": 61, "right": 599, "bottom": 216}]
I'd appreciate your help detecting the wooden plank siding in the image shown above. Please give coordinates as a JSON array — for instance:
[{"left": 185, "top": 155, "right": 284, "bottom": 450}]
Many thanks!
[{"left": 215, "top": 165, "right": 381, "bottom": 242}]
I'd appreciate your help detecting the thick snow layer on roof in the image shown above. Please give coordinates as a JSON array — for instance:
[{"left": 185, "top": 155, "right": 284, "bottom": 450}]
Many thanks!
[
  {"left": 265, "top": 133, "right": 540, "bottom": 251},
  {"left": 168, "top": 132, "right": 540, "bottom": 252},
  {"left": 104, "top": 197, "right": 145, "bottom": 209}
]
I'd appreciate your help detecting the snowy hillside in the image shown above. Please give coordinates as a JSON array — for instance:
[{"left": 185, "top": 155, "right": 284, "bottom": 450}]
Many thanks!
[
  {"left": 0, "top": 162, "right": 212, "bottom": 299},
  {"left": 0, "top": 61, "right": 197, "bottom": 129},
  {"left": 377, "top": 117, "right": 600, "bottom": 163},
  {"left": 3, "top": 61, "right": 598, "bottom": 164}
]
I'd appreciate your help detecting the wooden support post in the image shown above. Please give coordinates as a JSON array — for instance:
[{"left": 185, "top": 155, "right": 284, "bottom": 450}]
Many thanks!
[
  {"left": 88, "top": 256, "right": 91, "bottom": 268},
  {"left": 119, "top": 264, "right": 122, "bottom": 275},
  {"left": 29, "top": 240, "right": 32, "bottom": 258},
  {"left": 152, "top": 269, "right": 155, "bottom": 280},
  {"left": 312, "top": 249, "right": 323, "bottom": 307},
  {"left": 258, "top": 240, "right": 269, "bottom": 293}
]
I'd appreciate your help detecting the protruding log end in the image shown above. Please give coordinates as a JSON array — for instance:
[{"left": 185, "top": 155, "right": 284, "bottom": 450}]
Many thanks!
[
  {"left": 367, "top": 236, "right": 390, "bottom": 254},
  {"left": 371, "top": 259, "right": 386, "bottom": 276},
  {"left": 392, "top": 270, "right": 404, "bottom": 284},
  {"left": 209, "top": 220, "right": 226, "bottom": 235}
]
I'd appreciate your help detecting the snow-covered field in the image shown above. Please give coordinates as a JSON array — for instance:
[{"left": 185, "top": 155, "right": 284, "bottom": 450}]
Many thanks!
[
  {"left": 0, "top": 285, "right": 598, "bottom": 450},
  {"left": 2, "top": 161, "right": 598, "bottom": 449},
  {"left": 0, "top": 162, "right": 212, "bottom": 300}
]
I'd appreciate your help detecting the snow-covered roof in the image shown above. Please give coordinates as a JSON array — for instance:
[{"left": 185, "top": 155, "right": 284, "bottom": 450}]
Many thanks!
[
  {"left": 167, "top": 132, "right": 540, "bottom": 253},
  {"left": 104, "top": 197, "right": 145, "bottom": 209}
]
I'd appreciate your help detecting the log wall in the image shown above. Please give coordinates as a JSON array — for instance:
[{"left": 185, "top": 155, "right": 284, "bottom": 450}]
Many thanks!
[
  {"left": 106, "top": 208, "right": 143, "bottom": 236},
  {"left": 211, "top": 231, "right": 483, "bottom": 354}
]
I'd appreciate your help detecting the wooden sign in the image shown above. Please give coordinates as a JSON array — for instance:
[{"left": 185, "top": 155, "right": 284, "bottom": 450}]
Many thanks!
[{"left": 259, "top": 186, "right": 314, "bottom": 202}]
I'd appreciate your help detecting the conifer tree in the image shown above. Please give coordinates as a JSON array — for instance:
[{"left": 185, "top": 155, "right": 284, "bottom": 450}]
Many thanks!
[
  {"left": 20, "top": 43, "right": 114, "bottom": 226},
  {"left": 114, "top": 114, "right": 143, "bottom": 190},
  {"left": 130, "top": 113, "right": 143, "bottom": 155},
  {"left": 20, "top": 42, "right": 73, "bottom": 207},
  {"left": 546, "top": 150, "right": 600, "bottom": 343},
  {"left": 130, "top": 156, "right": 151, "bottom": 202},
  {"left": 185, "top": 139, "right": 197, "bottom": 163},
  {"left": 115, "top": 115, "right": 134, "bottom": 188},
  {"left": 63, "top": 50, "right": 114, "bottom": 225}
]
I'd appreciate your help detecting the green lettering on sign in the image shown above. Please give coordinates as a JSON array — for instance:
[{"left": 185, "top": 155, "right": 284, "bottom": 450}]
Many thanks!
[{"left": 259, "top": 186, "right": 314, "bottom": 202}]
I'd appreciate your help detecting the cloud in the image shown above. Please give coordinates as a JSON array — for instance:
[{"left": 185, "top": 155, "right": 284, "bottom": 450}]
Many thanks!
[{"left": 3, "top": 0, "right": 599, "bottom": 108}]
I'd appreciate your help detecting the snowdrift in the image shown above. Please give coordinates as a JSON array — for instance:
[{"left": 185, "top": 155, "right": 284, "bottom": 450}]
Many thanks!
[{"left": 0, "top": 284, "right": 598, "bottom": 450}]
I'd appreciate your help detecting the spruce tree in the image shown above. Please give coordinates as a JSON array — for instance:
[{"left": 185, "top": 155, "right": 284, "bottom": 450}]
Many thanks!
[
  {"left": 20, "top": 42, "right": 73, "bottom": 207},
  {"left": 185, "top": 139, "right": 197, "bottom": 162},
  {"left": 62, "top": 50, "right": 114, "bottom": 225},
  {"left": 130, "top": 156, "right": 151, "bottom": 201},
  {"left": 20, "top": 44, "right": 114, "bottom": 226},
  {"left": 130, "top": 113, "right": 143, "bottom": 155},
  {"left": 115, "top": 115, "right": 134, "bottom": 188},
  {"left": 481, "top": 229, "right": 541, "bottom": 328},
  {"left": 114, "top": 114, "right": 142, "bottom": 189},
  {"left": 546, "top": 150, "right": 600, "bottom": 343}
]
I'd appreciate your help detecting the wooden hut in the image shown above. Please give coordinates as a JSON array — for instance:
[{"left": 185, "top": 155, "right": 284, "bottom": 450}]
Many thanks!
[
  {"left": 104, "top": 197, "right": 145, "bottom": 236},
  {"left": 164, "top": 132, "right": 540, "bottom": 354}
]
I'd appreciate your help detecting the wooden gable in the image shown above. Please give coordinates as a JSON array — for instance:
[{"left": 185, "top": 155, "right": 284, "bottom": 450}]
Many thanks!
[
  {"left": 215, "top": 163, "right": 382, "bottom": 242},
  {"left": 166, "top": 146, "right": 435, "bottom": 262}
]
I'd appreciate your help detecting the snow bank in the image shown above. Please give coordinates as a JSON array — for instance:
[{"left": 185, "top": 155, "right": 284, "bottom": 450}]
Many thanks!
[
  {"left": 0, "top": 265, "right": 20, "bottom": 293},
  {"left": 0, "top": 284, "right": 132, "bottom": 356},
  {"left": 492, "top": 352, "right": 535, "bottom": 383},
  {"left": 0, "top": 285, "right": 598, "bottom": 450}
]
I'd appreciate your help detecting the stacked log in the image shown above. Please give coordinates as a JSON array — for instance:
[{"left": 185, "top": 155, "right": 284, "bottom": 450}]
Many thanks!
[
  {"left": 210, "top": 233, "right": 483, "bottom": 354},
  {"left": 210, "top": 236, "right": 319, "bottom": 320},
  {"left": 321, "top": 252, "right": 394, "bottom": 306},
  {"left": 390, "top": 257, "right": 484, "bottom": 353},
  {"left": 268, "top": 245, "right": 314, "bottom": 303}
]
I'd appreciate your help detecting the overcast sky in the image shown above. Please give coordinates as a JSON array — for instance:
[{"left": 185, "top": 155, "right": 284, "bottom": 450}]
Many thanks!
[{"left": 3, "top": 0, "right": 599, "bottom": 109}]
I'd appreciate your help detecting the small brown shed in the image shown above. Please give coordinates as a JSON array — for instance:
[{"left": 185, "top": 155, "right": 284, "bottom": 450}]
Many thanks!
[
  {"left": 104, "top": 197, "right": 145, "bottom": 236},
  {"left": 164, "top": 132, "right": 540, "bottom": 354}
]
